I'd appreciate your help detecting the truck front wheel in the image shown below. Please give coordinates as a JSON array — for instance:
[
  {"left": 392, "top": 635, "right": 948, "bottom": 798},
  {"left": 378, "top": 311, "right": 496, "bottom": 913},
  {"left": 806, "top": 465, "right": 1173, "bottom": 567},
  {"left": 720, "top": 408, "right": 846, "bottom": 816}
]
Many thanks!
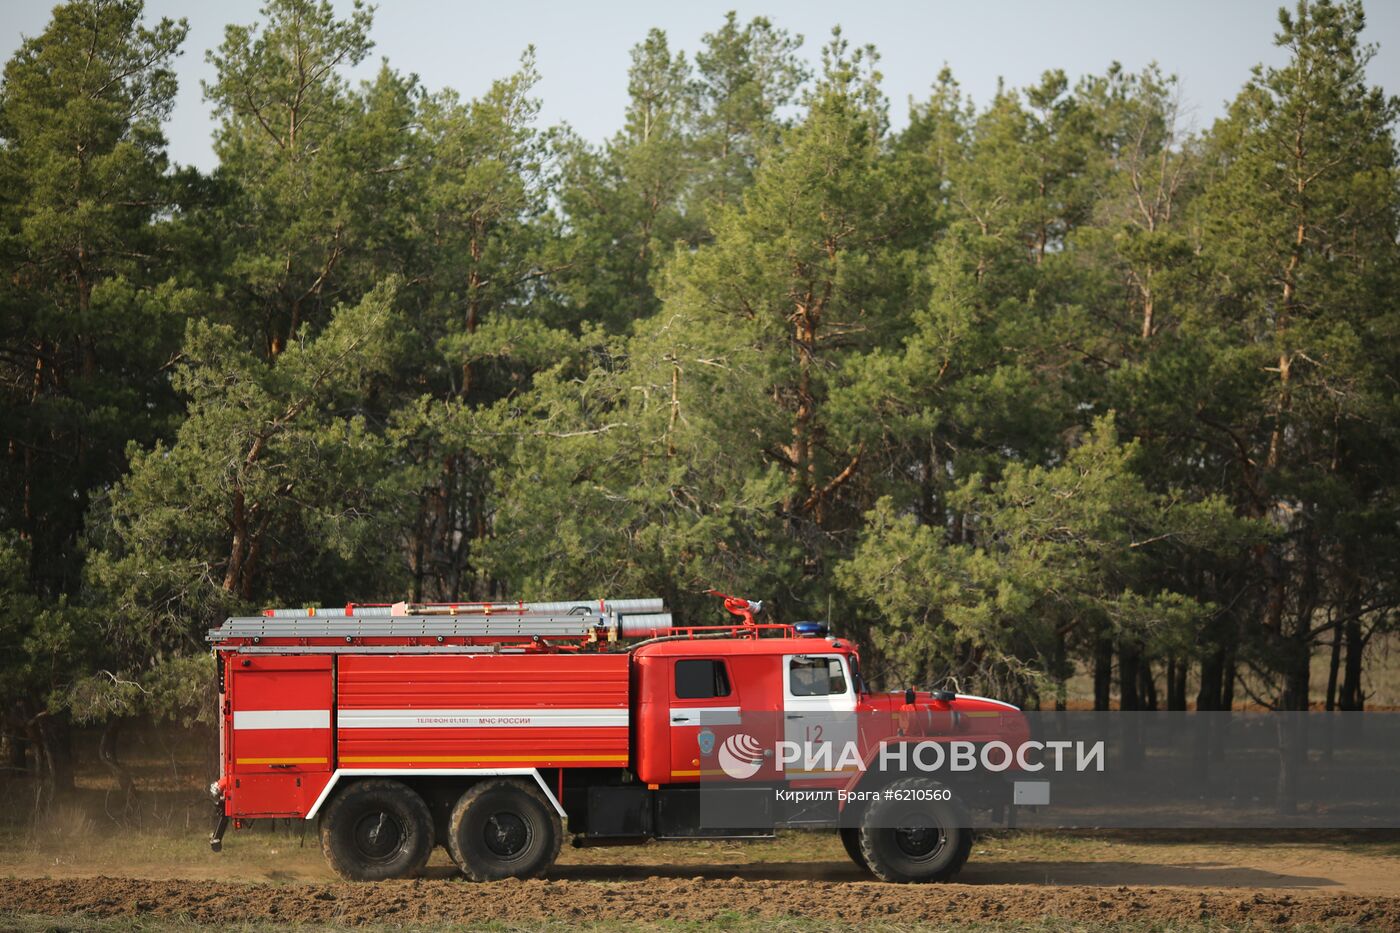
[
  {"left": 447, "top": 778, "right": 562, "bottom": 881},
  {"left": 320, "top": 779, "right": 435, "bottom": 881},
  {"left": 840, "top": 827, "right": 871, "bottom": 874},
  {"left": 857, "top": 779, "right": 972, "bottom": 883}
]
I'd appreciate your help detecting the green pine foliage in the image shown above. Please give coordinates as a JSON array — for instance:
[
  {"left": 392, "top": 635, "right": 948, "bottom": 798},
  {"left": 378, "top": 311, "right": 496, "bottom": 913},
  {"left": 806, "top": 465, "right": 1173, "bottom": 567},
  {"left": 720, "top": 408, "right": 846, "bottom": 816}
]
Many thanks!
[{"left": 1, "top": 0, "right": 1398, "bottom": 785}]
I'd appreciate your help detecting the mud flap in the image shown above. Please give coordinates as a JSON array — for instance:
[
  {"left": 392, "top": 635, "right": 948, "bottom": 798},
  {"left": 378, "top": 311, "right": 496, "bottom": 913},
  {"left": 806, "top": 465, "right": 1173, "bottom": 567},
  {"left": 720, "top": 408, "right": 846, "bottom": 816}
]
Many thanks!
[{"left": 210, "top": 811, "right": 230, "bottom": 852}]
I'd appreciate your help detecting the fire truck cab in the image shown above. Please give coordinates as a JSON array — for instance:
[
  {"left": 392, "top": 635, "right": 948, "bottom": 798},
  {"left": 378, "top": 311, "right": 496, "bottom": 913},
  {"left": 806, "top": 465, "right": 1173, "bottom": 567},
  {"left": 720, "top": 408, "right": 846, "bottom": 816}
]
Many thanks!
[{"left": 208, "top": 596, "right": 1030, "bottom": 883}]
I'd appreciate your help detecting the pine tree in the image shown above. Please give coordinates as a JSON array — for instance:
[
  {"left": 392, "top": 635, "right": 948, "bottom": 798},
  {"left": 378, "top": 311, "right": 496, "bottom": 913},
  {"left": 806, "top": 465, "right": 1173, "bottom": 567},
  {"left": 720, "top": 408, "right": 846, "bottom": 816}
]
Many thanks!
[
  {"left": 0, "top": 0, "right": 190, "bottom": 790},
  {"left": 204, "top": 0, "right": 382, "bottom": 356},
  {"left": 552, "top": 29, "right": 697, "bottom": 333},
  {"left": 688, "top": 13, "right": 808, "bottom": 219},
  {"left": 1195, "top": 0, "right": 1400, "bottom": 715}
]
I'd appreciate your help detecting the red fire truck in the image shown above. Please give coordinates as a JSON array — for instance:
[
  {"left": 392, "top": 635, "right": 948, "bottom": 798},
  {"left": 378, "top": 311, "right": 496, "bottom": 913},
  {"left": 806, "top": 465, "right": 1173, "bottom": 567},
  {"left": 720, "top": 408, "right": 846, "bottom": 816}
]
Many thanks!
[{"left": 208, "top": 594, "right": 1033, "bottom": 883}]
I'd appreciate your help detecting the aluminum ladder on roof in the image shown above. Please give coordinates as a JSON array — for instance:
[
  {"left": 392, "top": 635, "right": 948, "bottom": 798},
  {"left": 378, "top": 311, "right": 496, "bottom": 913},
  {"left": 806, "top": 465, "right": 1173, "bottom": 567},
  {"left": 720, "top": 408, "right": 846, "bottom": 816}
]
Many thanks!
[{"left": 206, "top": 597, "right": 671, "bottom": 643}]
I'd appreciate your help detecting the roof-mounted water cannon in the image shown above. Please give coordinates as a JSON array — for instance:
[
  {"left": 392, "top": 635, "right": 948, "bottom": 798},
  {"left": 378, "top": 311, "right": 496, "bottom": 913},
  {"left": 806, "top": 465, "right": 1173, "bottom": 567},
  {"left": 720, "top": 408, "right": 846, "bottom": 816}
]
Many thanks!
[{"left": 706, "top": 589, "right": 763, "bottom": 626}]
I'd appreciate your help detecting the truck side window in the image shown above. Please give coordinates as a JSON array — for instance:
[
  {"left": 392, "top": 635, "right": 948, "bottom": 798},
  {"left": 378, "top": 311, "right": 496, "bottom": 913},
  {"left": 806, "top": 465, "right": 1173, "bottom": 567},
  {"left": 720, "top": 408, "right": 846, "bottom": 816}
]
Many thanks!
[
  {"left": 675, "top": 659, "right": 731, "bottom": 699},
  {"left": 789, "top": 656, "right": 847, "bottom": 697}
]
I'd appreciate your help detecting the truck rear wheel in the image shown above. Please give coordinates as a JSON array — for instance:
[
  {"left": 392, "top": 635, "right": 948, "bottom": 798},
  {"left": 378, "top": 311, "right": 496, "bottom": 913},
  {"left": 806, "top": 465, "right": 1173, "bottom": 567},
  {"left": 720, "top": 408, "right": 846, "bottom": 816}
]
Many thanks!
[
  {"left": 447, "top": 778, "right": 562, "bottom": 881},
  {"left": 857, "top": 779, "right": 971, "bottom": 883},
  {"left": 320, "top": 779, "right": 435, "bottom": 881}
]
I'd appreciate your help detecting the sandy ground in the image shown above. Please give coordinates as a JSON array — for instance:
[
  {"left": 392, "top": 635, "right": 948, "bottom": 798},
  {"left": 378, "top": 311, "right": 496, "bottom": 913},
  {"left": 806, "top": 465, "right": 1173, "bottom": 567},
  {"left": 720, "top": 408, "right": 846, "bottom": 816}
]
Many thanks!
[
  {"left": 8, "top": 826, "right": 1400, "bottom": 891},
  {"left": 1, "top": 875, "right": 1398, "bottom": 928},
  {"left": 3, "top": 831, "right": 1399, "bottom": 928}
]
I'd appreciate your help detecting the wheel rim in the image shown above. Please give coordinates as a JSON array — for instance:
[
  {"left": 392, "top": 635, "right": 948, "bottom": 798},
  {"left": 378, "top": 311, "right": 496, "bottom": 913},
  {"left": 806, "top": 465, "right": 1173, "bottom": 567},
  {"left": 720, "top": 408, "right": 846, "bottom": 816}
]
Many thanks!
[
  {"left": 892, "top": 815, "right": 947, "bottom": 862},
  {"left": 352, "top": 810, "right": 404, "bottom": 862},
  {"left": 483, "top": 810, "right": 532, "bottom": 860}
]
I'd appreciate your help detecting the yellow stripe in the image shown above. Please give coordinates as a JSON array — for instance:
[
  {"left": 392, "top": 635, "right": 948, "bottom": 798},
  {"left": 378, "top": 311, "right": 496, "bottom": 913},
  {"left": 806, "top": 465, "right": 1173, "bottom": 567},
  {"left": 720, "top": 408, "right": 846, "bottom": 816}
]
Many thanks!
[
  {"left": 340, "top": 754, "right": 628, "bottom": 764},
  {"left": 963, "top": 711, "right": 1001, "bottom": 718},
  {"left": 236, "top": 757, "right": 328, "bottom": 765},
  {"left": 670, "top": 767, "right": 862, "bottom": 779}
]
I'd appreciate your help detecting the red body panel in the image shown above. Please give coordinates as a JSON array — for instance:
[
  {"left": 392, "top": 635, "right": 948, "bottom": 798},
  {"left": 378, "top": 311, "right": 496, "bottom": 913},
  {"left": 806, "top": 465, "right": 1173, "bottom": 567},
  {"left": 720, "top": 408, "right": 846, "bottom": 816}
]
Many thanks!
[
  {"left": 334, "top": 654, "right": 630, "bottom": 769},
  {"left": 227, "top": 772, "right": 335, "bottom": 818}
]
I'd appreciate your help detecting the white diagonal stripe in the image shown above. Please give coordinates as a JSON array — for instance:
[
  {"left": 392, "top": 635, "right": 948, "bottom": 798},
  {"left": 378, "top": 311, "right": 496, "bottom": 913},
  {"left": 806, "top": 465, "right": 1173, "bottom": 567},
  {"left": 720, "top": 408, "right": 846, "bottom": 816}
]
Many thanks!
[
  {"left": 337, "top": 708, "right": 628, "bottom": 729},
  {"left": 233, "top": 709, "right": 330, "bottom": 730}
]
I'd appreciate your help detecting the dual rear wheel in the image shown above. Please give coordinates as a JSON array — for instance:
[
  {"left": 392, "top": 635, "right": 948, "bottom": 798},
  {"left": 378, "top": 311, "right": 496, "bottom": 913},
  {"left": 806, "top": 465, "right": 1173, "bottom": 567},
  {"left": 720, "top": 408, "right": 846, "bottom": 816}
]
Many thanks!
[
  {"left": 320, "top": 778, "right": 561, "bottom": 881},
  {"left": 446, "top": 778, "right": 562, "bottom": 881}
]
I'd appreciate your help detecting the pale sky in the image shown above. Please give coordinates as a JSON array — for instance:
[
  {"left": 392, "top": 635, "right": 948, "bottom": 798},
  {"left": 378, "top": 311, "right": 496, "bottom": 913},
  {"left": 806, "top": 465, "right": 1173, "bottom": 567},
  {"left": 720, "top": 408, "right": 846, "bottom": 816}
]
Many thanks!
[{"left": 3, "top": 0, "right": 1398, "bottom": 171}]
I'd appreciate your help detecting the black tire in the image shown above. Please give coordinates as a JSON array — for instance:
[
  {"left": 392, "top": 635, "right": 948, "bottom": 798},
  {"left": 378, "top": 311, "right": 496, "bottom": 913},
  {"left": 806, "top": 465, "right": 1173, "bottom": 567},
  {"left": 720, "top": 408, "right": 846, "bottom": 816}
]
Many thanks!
[
  {"left": 840, "top": 827, "right": 872, "bottom": 874},
  {"left": 857, "top": 778, "right": 972, "bottom": 883},
  {"left": 320, "top": 779, "right": 435, "bottom": 881},
  {"left": 447, "top": 778, "right": 562, "bottom": 881}
]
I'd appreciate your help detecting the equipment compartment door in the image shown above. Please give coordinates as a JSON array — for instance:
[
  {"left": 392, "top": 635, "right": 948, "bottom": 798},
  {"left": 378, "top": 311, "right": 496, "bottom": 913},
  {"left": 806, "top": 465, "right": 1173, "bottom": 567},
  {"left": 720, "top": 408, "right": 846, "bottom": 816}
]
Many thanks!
[{"left": 229, "top": 655, "right": 334, "bottom": 773}]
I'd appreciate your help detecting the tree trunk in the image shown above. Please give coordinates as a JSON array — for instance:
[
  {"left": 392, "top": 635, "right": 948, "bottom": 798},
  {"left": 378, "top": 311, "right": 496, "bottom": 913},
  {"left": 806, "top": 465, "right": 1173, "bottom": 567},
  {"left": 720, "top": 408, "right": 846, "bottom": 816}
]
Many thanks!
[
  {"left": 224, "top": 488, "right": 249, "bottom": 593},
  {"left": 1280, "top": 641, "right": 1310, "bottom": 712},
  {"left": 462, "top": 233, "right": 484, "bottom": 397},
  {"left": 1339, "top": 618, "right": 1364, "bottom": 711},
  {"left": 1166, "top": 656, "right": 1188, "bottom": 711},
  {"left": 1140, "top": 657, "right": 1159, "bottom": 712},
  {"left": 1323, "top": 618, "right": 1342, "bottom": 763},
  {"left": 1119, "top": 642, "right": 1144, "bottom": 769},
  {"left": 1093, "top": 635, "right": 1113, "bottom": 711},
  {"left": 98, "top": 719, "right": 136, "bottom": 806},
  {"left": 1053, "top": 631, "right": 1067, "bottom": 713},
  {"left": 410, "top": 499, "right": 427, "bottom": 603},
  {"left": 1325, "top": 619, "right": 1342, "bottom": 712},
  {"left": 1220, "top": 637, "right": 1238, "bottom": 711},
  {"left": 789, "top": 301, "right": 817, "bottom": 509},
  {"left": 1197, "top": 650, "right": 1222, "bottom": 712},
  {"left": 1275, "top": 549, "right": 1318, "bottom": 812},
  {"left": 666, "top": 361, "right": 680, "bottom": 458},
  {"left": 33, "top": 715, "right": 74, "bottom": 801},
  {"left": 1119, "top": 643, "right": 1141, "bottom": 712}
]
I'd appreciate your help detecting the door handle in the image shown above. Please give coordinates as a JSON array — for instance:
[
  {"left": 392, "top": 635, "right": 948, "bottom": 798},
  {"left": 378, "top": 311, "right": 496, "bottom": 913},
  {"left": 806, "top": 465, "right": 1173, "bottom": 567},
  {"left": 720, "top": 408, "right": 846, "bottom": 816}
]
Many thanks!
[
  {"left": 786, "top": 714, "right": 802, "bottom": 719},
  {"left": 671, "top": 716, "right": 691, "bottom": 723}
]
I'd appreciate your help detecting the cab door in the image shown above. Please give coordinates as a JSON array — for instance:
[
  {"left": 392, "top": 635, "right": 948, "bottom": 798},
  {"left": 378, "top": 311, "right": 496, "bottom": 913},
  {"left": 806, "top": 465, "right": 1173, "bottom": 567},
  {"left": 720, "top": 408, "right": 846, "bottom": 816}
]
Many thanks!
[
  {"left": 667, "top": 657, "right": 741, "bottom": 781},
  {"left": 782, "top": 654, "right": 858, "bottom": 779}
]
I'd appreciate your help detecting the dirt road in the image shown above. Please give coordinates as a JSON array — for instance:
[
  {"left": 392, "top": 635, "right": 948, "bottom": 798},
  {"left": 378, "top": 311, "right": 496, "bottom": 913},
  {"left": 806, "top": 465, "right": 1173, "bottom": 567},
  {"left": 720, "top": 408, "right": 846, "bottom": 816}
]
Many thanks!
[
  {"left": 2, "top": 875, "right": 1399, "bottom": 928},
  {"left": 4, "top": 831, "right": 1399, "bottom": 928}
]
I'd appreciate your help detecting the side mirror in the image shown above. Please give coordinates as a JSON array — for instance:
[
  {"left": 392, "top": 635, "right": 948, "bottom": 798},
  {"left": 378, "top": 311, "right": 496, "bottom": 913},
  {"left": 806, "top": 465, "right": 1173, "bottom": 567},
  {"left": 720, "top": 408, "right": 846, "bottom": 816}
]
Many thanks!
[{"left": 904, "top": 687, "right": 916, "bottom": 706}]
